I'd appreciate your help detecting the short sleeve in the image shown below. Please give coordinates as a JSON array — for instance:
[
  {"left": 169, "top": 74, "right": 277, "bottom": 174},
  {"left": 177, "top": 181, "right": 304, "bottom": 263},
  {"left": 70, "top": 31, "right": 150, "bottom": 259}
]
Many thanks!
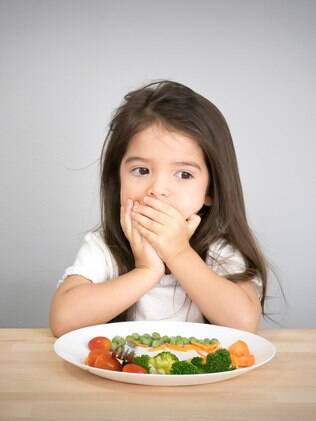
[
  {"left": 206, "top": 239, "right": 263, "bottom": 299},
  {"left": 57, "top": 231, "right": 118, "bottom": 288}
]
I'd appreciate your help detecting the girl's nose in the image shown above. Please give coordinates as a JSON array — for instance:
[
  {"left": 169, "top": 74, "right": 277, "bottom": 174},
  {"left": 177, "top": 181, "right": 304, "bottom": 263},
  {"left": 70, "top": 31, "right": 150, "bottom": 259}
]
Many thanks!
[{"left": 146, "top": 177, "right": 169, "bottom": 198}]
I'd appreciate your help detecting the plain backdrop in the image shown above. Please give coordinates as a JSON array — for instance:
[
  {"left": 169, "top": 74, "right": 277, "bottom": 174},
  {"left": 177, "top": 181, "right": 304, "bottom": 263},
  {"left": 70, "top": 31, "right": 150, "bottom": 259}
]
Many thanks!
[{"left": 1, "top": 0, "right": 315, "bottom": 328}]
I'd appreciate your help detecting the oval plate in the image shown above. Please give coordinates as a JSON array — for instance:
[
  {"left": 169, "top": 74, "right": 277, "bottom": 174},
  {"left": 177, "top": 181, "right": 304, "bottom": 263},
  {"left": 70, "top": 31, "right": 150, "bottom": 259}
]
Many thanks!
[{"left": 54, "top": 321, "right": 276, "bottom": 386}]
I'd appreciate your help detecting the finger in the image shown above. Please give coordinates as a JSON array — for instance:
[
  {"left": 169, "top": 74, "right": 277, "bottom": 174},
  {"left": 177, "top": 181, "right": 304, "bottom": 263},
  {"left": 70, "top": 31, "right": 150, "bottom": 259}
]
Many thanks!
[
  {"left": 186, "top": 214, "right": 201, "bottom": 236},
  {"left": 133, "top": 203, "right": 169, "bottom": 225},
  {"left": 143, "top": 196, "right": 181, "bottom": 218},
  {"left": 133, "top": 221, "right": 158, "bottom": 244},
  {"left": 131, "top": 211, "right": 144, "bottom": 246},
  {"left": 120, "top": 205, "right": 127, "bottom": 237},
  {"left": 121, "top": 199, "right": 133, "bottom": 239},
  {"left": 131, "top": 210, "right": 162, "bottom": 235}
]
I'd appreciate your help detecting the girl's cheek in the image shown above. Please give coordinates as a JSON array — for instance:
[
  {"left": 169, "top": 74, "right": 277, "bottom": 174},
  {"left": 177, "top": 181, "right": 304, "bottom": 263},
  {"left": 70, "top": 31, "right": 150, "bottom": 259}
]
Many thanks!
[{"left": 120, "top": 190, "right": 143, "bottom": 207}]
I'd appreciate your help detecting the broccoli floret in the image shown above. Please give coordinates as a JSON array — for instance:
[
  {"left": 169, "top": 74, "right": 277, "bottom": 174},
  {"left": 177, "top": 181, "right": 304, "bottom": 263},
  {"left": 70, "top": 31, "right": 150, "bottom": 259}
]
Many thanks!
[
  {"left": 170, "top": 360, "right": 201, "bottom": 375},
  {"left": 133, "top": 354, "right": 150, "bottom": 373},
  {"left": 190, "top": 356, "right": 205, "bottom": 370},
  {"left": 149, "top": 351, "right": 179, "bottom": 374},
  {"left": 204, "top": 349, "right": 233, "bottom": 373}
]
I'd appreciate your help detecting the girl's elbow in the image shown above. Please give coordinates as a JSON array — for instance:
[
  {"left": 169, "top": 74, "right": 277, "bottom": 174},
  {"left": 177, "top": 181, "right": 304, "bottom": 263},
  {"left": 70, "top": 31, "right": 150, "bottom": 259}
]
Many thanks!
[
  {"left": 49, "top": 314, "right": 66, "bottom": 338},
  {"left": 49, "top": 304, "right": 70, "bottom": 338},
  {"left": 241, "top": 318, "right": 260, "bottom": 334},
  {"left": 240, "top": 307, "right": 261, "bottom": 333}
]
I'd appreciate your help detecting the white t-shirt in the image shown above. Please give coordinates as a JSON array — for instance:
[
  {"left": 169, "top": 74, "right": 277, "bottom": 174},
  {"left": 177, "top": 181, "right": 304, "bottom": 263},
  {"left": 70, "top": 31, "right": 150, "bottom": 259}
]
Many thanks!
[{"left": 58, "top": 231, "right": 262, "bottom": 323}]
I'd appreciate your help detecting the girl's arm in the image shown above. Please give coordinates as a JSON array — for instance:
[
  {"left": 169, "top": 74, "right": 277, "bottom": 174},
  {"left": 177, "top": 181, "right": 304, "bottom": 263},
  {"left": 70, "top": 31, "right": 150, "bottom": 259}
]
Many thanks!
[
  {"left": 50, "top": 199, "right": 165, "bottom": 337},
  {"left": 166, "top": 248, "right": 262, "bottom": 332},
  {"left": 49, "top": 267, "right": 161, "bottom": 337}
]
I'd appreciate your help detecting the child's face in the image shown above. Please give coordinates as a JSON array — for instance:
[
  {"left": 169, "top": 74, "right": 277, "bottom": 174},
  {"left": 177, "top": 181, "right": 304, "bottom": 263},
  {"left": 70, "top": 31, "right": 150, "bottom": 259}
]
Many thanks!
[{"left": 119, "top": 124, "right": 211, "bottom": 219}]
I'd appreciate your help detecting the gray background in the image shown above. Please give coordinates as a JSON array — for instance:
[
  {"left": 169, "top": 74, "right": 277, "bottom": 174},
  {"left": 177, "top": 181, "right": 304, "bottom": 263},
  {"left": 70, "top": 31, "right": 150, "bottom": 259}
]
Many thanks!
[{"left": 1, "top": 0, "right": 315, "bottom": 328}]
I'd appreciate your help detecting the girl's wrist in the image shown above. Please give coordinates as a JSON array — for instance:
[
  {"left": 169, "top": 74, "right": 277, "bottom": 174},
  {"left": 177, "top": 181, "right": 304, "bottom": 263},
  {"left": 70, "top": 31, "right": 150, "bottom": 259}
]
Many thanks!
[
  {"left": 164, "top": 246, "right": 195, "bottom": 269},
  {"left": 133, "top": 266, "right": 164, "bottom": 282}
]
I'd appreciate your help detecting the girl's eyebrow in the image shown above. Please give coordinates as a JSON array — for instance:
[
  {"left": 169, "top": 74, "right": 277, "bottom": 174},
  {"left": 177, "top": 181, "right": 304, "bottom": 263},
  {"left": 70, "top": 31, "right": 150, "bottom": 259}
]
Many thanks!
[{"left": 124, "top": 156, "right": 202, "bottom": 171}]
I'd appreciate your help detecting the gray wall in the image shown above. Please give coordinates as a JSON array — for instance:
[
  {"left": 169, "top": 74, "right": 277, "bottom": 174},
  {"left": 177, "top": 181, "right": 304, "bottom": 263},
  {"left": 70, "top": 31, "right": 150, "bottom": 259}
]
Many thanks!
[{"left": 1, "top": 0, "right": 315, "bottom": 328}]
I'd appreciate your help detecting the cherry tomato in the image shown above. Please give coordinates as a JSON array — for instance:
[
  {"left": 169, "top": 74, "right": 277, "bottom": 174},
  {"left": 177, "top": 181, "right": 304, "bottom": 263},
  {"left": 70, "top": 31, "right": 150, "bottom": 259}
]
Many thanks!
[
  {"left": 122, "top": 363, "right": 148, "bottom": 374},
  {"left": 94, "top": 353, "right": 122, "bottom": 371},
  {"left": 88, "top": 336, "right": 111, "bottom": 351},
  {"left": 87, "top": 349, "right": 111, "bottom": 367}
]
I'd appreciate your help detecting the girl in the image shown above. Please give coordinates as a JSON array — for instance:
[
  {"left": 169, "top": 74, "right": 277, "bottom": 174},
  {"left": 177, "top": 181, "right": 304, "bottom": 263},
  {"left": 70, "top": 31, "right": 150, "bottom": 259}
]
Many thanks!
[{"left": 50, "top": 80, "right": 266, "bottom": 337}]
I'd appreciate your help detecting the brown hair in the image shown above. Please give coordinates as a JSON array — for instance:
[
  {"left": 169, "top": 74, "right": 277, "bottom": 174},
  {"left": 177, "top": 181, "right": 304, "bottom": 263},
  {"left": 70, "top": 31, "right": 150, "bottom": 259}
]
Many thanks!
[{"left": 98, "top": 80, "right": 267, "bottom": 321}]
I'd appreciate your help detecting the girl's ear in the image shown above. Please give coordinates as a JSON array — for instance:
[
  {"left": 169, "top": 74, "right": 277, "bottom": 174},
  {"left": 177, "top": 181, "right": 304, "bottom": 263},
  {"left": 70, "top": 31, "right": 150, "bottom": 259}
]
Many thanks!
[{"left": 204, "top": 196, "right": 212, "bottom": 206}]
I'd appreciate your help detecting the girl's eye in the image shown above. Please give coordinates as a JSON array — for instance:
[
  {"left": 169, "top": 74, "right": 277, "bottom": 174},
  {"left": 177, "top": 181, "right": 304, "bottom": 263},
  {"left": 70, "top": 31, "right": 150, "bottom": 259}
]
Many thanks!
[
  {"left": 176, "top": 171, "right": 193, "bottom": 180},
  {"left": 131, "top": 167, "right": 149, "bottom": 176}
]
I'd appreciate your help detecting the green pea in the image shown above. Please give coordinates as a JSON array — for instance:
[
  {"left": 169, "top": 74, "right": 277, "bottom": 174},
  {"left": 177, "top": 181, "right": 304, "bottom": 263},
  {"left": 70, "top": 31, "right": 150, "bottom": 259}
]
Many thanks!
[
  {"left": 110, "top": 342, "right": 118, "bottom": 351},
  {"left": 142, "top": 337, "right": 152, "bottom": 346},
  {"left": 151, "top": 332, "right": 161, "bottom": 339},
  {"left": 112, "top": 335, "right": 123, "bottom": 343},
  {"left": 175, "top": 337, "right": 184, "bottom": 346},
  {"left": 126, "top": 335, "right": 134, "bottom": 342},
  {"left": 151, "top": 339, "right": 162, "bottom": 347},
  {"left": 131, "top": 332, "right": 140, "bottom": 340}
]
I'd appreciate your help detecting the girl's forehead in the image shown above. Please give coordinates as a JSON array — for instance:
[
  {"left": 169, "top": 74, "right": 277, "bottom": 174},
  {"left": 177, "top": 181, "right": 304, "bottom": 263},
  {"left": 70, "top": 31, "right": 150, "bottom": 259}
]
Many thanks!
[{"left": 125, "top": 124, "right": 204, "bottom": 159}]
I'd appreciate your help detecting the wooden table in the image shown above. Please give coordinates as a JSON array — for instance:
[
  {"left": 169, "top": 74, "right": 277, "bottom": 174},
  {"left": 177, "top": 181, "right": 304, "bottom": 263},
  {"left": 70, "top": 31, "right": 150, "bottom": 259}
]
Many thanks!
[{"left": 0, "top": 329, "right": 315, "bottom": 421}]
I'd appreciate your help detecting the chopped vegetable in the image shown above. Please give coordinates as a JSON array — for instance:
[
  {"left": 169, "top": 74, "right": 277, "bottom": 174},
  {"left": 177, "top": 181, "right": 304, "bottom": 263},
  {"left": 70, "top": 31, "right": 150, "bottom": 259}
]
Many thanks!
[
  {"left": 190, "top": 356, "right": 205, "bottom": 371},
  {"left": 228, "top": 340, "right": 250, "bottom": 357},
  {"left": 88, "top": 336, "right": 111, "bottom": 351},
  {"left": 148, "top": 351, "right": 179, "bottom": 374},
  {"left": 122, "top": 363, "right": 147, "bottom": 374},
  {"left": 133, "top": 354, "right": 151, "bottom": 372},
  {"left": 170, "top": 361, "right": 201, "bottom": 375},
  {"left": 204, "top": 349, "right": 232, "bottom": 373},
  {"left": 94, "top": 353, "right": 122, "bottom": 371},
  {"left": 86, "top": 348, "right": 108, "bottom": 366},
  {"left": 188, "top": 349, "right": 233, "bottom": 373},
  {"left": 228, "top": 340, "right": 255, "bottom": 368}
]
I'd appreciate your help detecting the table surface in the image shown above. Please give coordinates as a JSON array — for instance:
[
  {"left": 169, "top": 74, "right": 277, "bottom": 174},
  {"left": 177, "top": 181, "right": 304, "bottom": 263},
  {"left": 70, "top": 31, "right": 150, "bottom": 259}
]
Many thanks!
[{"left": 0, "top": 328, "right": 315, "bottom": 421}]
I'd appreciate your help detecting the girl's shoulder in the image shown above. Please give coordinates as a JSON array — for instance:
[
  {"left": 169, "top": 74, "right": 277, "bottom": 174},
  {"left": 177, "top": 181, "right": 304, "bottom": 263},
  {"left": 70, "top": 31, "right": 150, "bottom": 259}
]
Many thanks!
[
  {"left": 84, "top": 229, "right": 107, "bottom": 251},
  {"left": 79, "top": 229, "right": 119, "bottom": 276},
  {"left": 207, "top": 237, "right": 239, "bottom": 257},
  {"left": 206, "top": 237, "right": 263, "bottom": 296},
  {"left": 206, "top": 237, "right": 247, "bottom": 274}
]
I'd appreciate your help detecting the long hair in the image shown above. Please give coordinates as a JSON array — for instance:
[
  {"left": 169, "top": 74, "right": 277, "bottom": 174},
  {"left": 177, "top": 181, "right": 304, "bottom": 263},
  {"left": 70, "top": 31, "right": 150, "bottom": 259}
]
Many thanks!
[{"left": 98, "top": 79, "right": 267, "bottom": 321}]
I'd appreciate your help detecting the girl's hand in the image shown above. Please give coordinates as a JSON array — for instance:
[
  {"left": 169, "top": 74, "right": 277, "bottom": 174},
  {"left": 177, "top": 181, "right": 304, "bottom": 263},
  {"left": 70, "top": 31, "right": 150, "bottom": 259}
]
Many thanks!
[
  {"left": 130, "top": 196, "right": 201, "bottom": 264},
  {"left": 120, "top": 199, "right": 165, "bottom": 277}
]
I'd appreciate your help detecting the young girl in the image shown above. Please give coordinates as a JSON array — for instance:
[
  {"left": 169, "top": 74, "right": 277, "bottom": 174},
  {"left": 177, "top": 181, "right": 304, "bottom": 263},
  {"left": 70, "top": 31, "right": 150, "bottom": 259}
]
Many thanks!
[{"left": 50, "top": 80, "right": 266, "bottom": 337}]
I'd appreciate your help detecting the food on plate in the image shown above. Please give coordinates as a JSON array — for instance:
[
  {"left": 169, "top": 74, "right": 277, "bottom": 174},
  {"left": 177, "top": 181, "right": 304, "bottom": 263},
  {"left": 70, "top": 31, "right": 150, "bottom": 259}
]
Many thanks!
[
  {"left": 228, "top": 340, "right": 255, "bottom": 368},
  {"left": 111, "top": 332, "right": 220, "bottom": 359},
  {"left": 86, "top": 348, "right": 108, "bottom": 367},
  {"left": 93, "top": 352, "right": 122, "bottom": 371},
  {"left": 85, "top": 332, "right": 255, "bottom": 375},
  {"left": 134, "top": 351, "right": 179, "bottom": 374},
  {"left": 88, "top": 336, "right": 111, "bottom": 351},
  {"left": 122, "top": 363, "right": 148, "bottom": 373},
  {"left": 159, "top": 348, "right": 232, "bottom": 374}
]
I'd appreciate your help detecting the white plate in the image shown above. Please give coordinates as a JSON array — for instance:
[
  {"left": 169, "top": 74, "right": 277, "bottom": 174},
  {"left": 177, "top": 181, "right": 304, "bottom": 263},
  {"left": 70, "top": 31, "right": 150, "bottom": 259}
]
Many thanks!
[{"left": 54, "top": 321, "right": 276, "bottom": 386}]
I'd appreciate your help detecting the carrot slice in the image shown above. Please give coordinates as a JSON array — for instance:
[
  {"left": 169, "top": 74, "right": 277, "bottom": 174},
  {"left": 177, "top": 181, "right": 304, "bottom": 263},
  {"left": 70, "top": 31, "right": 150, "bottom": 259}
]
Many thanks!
[
  {"left": 229, "top": 340, "right": 255, "bottom": 368},
  {"left": 228, "top": 340, "right": 250, "bottom": 357},
  {"left": 236, "top": 354, "right": 255, "bottom": 367}
]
